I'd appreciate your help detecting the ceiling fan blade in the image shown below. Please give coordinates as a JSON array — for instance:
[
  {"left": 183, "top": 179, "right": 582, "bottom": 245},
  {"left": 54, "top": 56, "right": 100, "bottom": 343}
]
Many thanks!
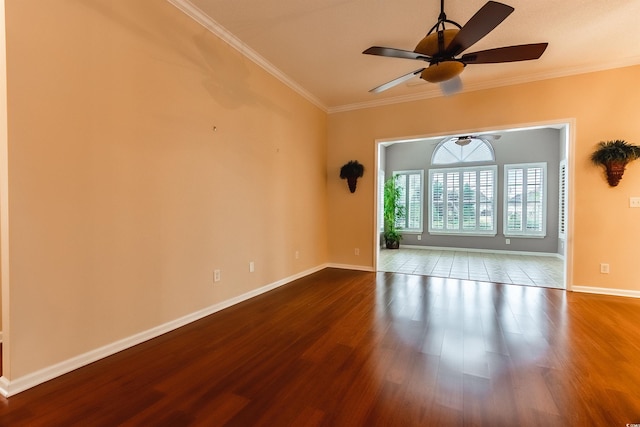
[
  {"left": 363, "top": 46, "right": 431, "bottom": 61},
  {"left": 460, "top": 43, "right": 548, "bottom": 63},
  {"left": 445, "top": 1, "right": 514, "bottom": 57},
  {"left": 369, "top": 68, "right": 425, "bottom": 93}
]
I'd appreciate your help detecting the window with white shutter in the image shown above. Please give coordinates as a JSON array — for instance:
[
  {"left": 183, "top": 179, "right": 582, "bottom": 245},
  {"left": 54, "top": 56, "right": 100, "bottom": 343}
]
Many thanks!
[
  {"left": 428, "top": 166, "right": 497, "bottom": 235},
  {"left": 504, "top": 163, "right": 547, "bottom": 237},
  {"left": 558, "top": 161, "right": 567, "bottom": 239},
  {"left": 393, "top": 170, "right": 424, "bottom": 232}
]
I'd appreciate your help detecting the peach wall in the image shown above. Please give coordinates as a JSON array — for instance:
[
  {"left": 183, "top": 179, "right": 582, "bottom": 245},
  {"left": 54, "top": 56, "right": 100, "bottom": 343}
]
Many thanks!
[
  {"left": 0, "top": 0, "right": 7, "bottom": 340},
  {"left": 3, "top": 1, "right": 327, "bottom": 379},
  {"left": 328, "top": 65, "right": 640, "bottom": 292}
]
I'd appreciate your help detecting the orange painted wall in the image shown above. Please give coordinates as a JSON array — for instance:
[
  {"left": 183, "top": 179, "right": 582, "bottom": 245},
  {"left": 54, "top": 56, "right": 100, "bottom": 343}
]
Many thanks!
[
  {"left": 0, "top": 0, "right": 6, "bottom": 337},
  {"left": 3, "top": 1, "right": 327, "bottom": 379},
  {"left": 328, "top": 65, "right": 640, "bottom": 292}
]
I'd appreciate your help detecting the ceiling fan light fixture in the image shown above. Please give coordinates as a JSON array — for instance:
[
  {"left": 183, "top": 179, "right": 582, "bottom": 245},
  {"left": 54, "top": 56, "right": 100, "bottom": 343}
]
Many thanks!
[{"left": 420, "top": 61, "right": 464, "bottom": 83}]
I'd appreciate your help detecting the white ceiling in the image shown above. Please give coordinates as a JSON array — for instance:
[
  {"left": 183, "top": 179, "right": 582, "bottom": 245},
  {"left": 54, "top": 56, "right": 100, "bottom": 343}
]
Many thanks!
[{"left": 172, "top": 0, "right": 640, "bottom": 111}]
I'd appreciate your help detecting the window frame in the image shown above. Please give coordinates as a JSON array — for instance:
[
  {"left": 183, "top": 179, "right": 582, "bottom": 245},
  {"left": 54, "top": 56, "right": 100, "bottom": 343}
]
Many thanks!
[
  {"left": 503, "top": 162, "right": 548, "bottom": 238},
  {"left": 393, "top": 170, "right": 424, "bottom": 233},
  {"left": 428, "top": 165, "right": 498, "bottom": 236},
  {"left": 431, "top": 137, "right": 496, "bottom": 165}
]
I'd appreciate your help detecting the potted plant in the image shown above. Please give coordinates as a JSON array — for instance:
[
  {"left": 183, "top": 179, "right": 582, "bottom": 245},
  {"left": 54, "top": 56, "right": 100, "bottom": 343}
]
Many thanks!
[
  {"left": 340, "top": 160, "right": 365, "bottom": 193},
  {"left": 383, "top": 175, "right": 404, "bottom": 249},
  {"left": 591, "top": 140, "right": 640, "bottom": 186}
]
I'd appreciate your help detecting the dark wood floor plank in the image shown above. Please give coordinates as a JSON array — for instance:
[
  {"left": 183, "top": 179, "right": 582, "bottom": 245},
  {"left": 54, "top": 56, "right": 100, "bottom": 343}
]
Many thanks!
[{"left": 2, "top": 269, "right": 640, "bottom": 426}]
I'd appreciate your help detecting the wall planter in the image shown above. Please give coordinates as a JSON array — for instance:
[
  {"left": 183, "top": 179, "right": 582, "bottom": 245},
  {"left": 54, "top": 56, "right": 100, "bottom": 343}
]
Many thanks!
[
  {"left": 340, "top": 160, "right": 364, "bottom": 193},
  {"left": 591, "top": 140, "right": 640, "bottom": 186}
]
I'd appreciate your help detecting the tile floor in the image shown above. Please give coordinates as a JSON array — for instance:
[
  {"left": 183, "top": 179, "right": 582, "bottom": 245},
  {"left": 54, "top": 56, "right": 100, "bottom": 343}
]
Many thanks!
[{"left": 378, "top": 248, "right": 565, "bottom": 289}]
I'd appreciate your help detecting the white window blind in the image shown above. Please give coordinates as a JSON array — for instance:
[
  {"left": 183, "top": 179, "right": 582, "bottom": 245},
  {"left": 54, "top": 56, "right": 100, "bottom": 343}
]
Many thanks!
[
  {"left": 429, "top": 166, "right": 497, "bottom": 235},
  {"left": 558, "top": 161, "right": 567, "bottom": 239},
  {"left": 394, "top": 170, "right": 423, "bottom": 232},
  {"left": 504, "top": 163, "right": 547, "bottom": 237}
]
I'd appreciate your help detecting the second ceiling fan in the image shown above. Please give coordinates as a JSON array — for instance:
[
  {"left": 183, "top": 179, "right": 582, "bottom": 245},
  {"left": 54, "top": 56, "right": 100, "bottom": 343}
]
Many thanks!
[{"left": 363, "top": 0, "right": 548, "bottom": 94}]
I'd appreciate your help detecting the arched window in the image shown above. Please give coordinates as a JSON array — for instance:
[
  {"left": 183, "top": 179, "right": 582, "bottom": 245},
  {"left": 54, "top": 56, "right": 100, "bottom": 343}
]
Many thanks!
[
  {"left": 429, "top": 136, "right": 498, "bottom": 235},
  {"left": 431, "top": 137, "right": 495, "bottom": 165}
]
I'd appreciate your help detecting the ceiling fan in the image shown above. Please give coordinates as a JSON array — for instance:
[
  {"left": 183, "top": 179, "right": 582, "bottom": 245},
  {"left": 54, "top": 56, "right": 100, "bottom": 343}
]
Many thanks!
[
  {"left": 445, "top": 134, "right": 501, "bottom": 146},
  {"left": 363, "top": 0, "right": 548, "bottom": 94}
]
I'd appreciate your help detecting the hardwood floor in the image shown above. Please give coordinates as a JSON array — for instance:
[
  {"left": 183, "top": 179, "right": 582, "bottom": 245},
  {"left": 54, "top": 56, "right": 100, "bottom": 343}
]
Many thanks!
[{"left": 1, "top": 268, "right": 639, "bottom": 426}]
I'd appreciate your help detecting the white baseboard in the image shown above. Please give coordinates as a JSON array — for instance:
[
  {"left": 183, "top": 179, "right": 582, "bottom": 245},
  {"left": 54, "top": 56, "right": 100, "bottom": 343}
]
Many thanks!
[
  {"left": 327, "top": 263, "right": 375, "bottom": 272},
  {"left": 571, "top": 286, "right": 640, "bottom": 299},
  {"left": 397, "top": 244, "right": 564, "bottom": 259},
  {"left": 0, "top": 264, "right": 328, "bottom": 398}
]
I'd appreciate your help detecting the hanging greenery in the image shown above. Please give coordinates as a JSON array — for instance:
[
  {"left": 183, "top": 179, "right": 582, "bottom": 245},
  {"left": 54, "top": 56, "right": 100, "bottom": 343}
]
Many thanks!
[
  {"left": 340, "top": 160, "right": 365, "bottom": 193},
  {"left": 591, "top": 140, "right": 640, "bottom": 186}
]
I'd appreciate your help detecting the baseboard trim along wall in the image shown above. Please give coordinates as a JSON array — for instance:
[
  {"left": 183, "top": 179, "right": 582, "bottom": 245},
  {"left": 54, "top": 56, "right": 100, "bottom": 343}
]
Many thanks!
[
  {"left": 4, "top": 264, "right": 635, "bottom": 397},
  {"left": 399, "top": 244, "right": 565, "bottom": 259},
  {"left": 327, "top": 263, "right": 375, "bottom": 272},
  {"left": 572, "top": 286, "right": 640, "bottom": 299},
  {"left": 0, "top": 263, "right": 329, "bottom": 398}
]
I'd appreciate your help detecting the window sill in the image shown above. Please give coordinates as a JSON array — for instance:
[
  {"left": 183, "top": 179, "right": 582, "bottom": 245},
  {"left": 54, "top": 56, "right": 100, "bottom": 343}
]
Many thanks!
[
  {"left": 504, "top": 234, "right": 546, "bottom": 239},
  {"left": 428, "top": 231, "right": 497, "bottom": 237}
]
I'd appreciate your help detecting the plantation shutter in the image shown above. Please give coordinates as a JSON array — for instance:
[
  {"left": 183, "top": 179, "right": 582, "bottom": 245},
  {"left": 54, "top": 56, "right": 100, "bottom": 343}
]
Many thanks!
[
  {"left": 504, "top": 163, "right": 547, "bottom": 237},
  {"left": 558, "top": 161, "right": 567, "bottom": 239},
  {"left": 393, "top": 171, "right": 424, "bottom": 232},
  {"left": 428, "top": 166, "right": 496, "bottom": 235}
]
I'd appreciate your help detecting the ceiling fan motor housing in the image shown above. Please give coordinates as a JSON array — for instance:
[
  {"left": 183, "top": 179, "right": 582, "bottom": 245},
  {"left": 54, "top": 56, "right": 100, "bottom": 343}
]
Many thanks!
[
  {"left": 414, "top": 28, "right": 458, "bottom": 55},
  {"left": 415, "top": 29, "right": 465, "bottom": 83}
]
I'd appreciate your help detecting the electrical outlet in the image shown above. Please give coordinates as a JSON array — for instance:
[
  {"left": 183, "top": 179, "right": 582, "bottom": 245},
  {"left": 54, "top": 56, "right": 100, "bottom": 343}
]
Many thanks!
[
  {"left": 295, "top": 251, "right": 300, "bottom": 259},
  {"left": 506, "top": 238, "right": 511, "bottom": 245},
  {"left": 630, "top": 197, "right": 640, "bottom": 208},
  {"left": 417, "top": 235, "right": 421, "bottom": 241},
  {"left": 600, "top": 263, "right": 610, "bottom": 274},
  {"left": 354, "top": 248, "right": 360, "bottom": 256},
  {"left": 214, "top": 269, "right": 221, "bottom": 282},
  {"left": 249, "top": 261, "right": 255, "bottom": 273}
]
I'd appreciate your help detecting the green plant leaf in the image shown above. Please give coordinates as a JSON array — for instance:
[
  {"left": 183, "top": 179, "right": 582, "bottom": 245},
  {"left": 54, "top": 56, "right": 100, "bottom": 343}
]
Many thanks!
[{"left": 591, "top": 140, "right": 640, "bottom": 165}]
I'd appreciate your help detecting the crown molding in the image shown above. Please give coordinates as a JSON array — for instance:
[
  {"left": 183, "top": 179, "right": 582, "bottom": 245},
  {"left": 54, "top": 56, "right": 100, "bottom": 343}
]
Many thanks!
[
  {"left": 328, "top": 90, "right": 443, "bottom": 114},
  {"left": 166, "top": 0, "right": 327, "bottom": 112},
  {"left": 329, "top": 57, "right": 640, "bottom": 114},
  {"left": 165, "top": 0, "right": 640, "bottom": 115}
]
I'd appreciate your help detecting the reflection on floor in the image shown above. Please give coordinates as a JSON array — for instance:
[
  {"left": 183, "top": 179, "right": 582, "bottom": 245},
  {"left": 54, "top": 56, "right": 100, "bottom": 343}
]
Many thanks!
[{"left": 379, "top": 248, "right": 565, "bottom": 289}]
